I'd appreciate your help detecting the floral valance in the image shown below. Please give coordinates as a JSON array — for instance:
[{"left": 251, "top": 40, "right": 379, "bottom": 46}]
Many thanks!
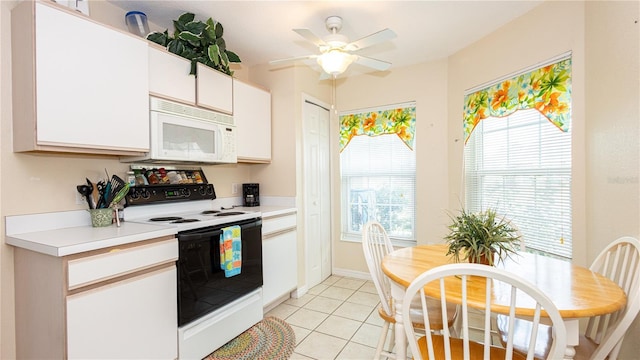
[
  {"left": 340, "top": 104, "right": 416, "bottom": 152},
  {"left": 463, "top": 58, "right": 572, "bottom": 144}
]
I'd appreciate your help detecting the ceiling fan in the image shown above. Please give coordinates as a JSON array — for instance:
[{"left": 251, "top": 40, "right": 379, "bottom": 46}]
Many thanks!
[{"left": 270, "top": 16, "right": 397, "bottom": 77}]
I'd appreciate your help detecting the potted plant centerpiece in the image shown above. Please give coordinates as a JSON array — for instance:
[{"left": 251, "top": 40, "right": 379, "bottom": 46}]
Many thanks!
[
  {"left": 146, "top": 12, "right": 241, "bottom": 76},
  {"left": 445, "top": 208, "right": 521, "bottom": 266}
]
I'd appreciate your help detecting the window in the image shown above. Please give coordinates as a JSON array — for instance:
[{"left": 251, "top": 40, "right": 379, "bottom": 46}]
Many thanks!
[
  {"left": 465, "top": 109, "right": 572, "bottom": 258},
  {"left": 339, "top": 103, "right": 416, "bottom": 246},
  {"left": 463, "top": 56, "right": 572, "bottom": 259}
]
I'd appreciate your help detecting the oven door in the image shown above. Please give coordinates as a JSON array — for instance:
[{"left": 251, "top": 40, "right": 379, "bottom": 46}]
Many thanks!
[{"left": 176, "top": 218, "right": 262, "bottom": 326}]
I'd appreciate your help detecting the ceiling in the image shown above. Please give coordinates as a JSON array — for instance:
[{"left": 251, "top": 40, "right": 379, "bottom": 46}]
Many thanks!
[{"left": 108, "top": 0, "right": 543, "bottom": 77}]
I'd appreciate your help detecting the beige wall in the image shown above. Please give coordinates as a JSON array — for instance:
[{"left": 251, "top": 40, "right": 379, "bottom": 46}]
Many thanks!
[{"left": 585, "top": 1, "right": 639, "bottom": 256}]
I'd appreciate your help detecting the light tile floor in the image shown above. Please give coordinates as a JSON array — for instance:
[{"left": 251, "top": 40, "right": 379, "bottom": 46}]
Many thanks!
[{"left": 266, "top": 275, "right": 389, "bottom": 360}]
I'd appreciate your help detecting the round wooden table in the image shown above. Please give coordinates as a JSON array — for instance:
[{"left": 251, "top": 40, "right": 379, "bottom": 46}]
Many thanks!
[{"left": 381, "top": 244, "right": 627, "bottom": 360}]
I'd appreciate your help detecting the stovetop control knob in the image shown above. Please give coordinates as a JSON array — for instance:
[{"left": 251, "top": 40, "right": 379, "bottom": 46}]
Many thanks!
[
  {"left": 181, "top": 188, "right": 190, "bottom": 197},
  {"left": 207, "top": 186, "right": 214, "bottom": 195},
  {"left": 141, "top": 189, "right": 151, "bottom": 199},
  {"left": 129, "top": 189, "right": 140, "bottom": 200},
  {"left": 198, "top": 186, "right": 206, "bottom": 196}
]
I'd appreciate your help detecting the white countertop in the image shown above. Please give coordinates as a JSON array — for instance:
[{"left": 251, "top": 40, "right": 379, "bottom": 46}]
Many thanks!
[
  {"left": 6, "top": 222, "right": 176, "bottom": 257},
  {"left": 4, "top": 204, "right": 296, "bottom": 258},
  {"left": 235, "top": 205, "right": 297, "bottom": 218}
]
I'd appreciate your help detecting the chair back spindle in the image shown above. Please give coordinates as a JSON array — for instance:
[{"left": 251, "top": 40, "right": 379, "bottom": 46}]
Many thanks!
[{"left": 403, "top": 263, "right": 567, "bottom": 360}]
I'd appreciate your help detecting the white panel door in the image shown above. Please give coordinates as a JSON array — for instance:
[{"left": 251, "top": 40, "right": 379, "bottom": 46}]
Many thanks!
[
  {"left": 303, "top": 99, "right": 332, "bottom": 288},
  {"left": 66, "top": 266, "right": 177, "bottom": 359}
]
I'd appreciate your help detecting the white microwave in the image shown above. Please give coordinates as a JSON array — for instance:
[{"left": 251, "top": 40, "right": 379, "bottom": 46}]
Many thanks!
[{"left": 122, "top": 97, "right": 237, "bottom": 164}]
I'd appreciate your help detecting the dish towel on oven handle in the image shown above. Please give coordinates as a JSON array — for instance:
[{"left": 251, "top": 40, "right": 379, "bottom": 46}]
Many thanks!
[{"left": 220, "top": 225, "right": 242, "bottom": 277}]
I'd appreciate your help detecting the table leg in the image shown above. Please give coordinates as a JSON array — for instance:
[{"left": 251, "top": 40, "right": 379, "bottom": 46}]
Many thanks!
[
  {"left": 389, "top": 281, "right": 407, "bottom": 359},
  {"left": 562, "top": 319, "right": 579, "bottom": 359}
]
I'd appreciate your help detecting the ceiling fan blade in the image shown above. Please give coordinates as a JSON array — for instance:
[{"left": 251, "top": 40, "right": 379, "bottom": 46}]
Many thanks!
[
  {"left": 354, "top": 55, "right": 392, "bottom": 71},
  {"left": 346, "top": 28, "right": 396, "bottom": 51},
  {"left": 293, "top": 28, "right": 326, "bottom": 47},
  {"left": 269, "top": 54, "right": 318, "bottom": 65}
]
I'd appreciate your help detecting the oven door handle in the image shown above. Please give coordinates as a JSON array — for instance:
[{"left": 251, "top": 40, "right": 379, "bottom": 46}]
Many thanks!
[
  {"left": 177, "top": 219, "right": 261, "bottom": 241},
  {"left": 178, "top": 229, "right": 223, "bottom": 241}
]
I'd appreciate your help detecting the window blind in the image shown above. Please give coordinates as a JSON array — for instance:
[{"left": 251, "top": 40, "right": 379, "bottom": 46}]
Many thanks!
[
  {"left": 464, "top": 108, "right": 572, "bottom": 259},
  {"left": 341, "top": 134, "right": 416, "bottom": 243}
]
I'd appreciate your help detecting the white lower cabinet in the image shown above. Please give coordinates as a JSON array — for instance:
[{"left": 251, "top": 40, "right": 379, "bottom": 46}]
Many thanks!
[
  {"left": 262, "top": 211, "right": 298, "bottom": 307},
  {"left": 67, "top": 266, "right": 177, "bottom": 359},
  {"left": 13, "top": 237, "right": 178, "bottom": 359}
]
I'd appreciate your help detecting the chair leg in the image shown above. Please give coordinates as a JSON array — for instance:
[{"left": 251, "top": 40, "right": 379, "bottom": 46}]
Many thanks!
[
  {"left": 387, "top": 324, "right": 396, "bottom": 354},
  {"left": 375, "top": 321, "right": 390, "bottom": 360}
]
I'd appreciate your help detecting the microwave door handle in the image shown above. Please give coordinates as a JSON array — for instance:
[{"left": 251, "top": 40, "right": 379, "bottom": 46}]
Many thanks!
[{"left": 216, "top": 126, "right": 223, "bottom": 159}]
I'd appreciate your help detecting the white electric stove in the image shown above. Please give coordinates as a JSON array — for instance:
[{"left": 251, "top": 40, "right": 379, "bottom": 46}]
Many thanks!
[{"left": 123, "top": 175, "right": 264, "bottom": 359}]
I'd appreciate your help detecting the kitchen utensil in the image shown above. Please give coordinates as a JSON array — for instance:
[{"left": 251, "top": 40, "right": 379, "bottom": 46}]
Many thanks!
[
  {"left": 86, "top": 178, "right": 95, "bottom": 208},
  {"left": 103, "top": 182, "right": 112, "bottom": 207},
  {"left": 109, "top": 183, "right": 130, "bottom": 227},
  {"left": 95, "top": 180, "right": 106, "bottom": 208},
  {"left": 76, "top": 184, "right": 93, "bottom": 209},
  {"left": 88, "top": 178, "right": 99, "bottom": 208},
  {"left": 105, "top": 175, "right": 126, "bottom": 206},
  {"left": 108, "top": 183, "right": 130, "bottom": 208}
]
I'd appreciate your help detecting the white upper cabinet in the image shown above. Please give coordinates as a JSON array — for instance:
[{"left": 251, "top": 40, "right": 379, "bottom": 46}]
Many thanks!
[
  {"left": 233, "top": 79, "right": 272, "bottom": 163},
  {"left": 148, "top": 45, "right": 196, "bottom": 105},
  {"left": 11, "top": 2, "right": 149, "bottom": 155},
  {"left": 196, "top": 63, "right": 233, "bottom": 114}
]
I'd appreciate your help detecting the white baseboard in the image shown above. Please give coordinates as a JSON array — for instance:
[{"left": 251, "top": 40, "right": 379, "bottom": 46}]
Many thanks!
[
  {"left": 292, "top": 270, "right": 371, "bottom": 298},
  {"left": 331, "top": 268, "right": 372, "bottom": 281},
  {"left": 291, "top": 285, "right": 308, "bottom": 299}
]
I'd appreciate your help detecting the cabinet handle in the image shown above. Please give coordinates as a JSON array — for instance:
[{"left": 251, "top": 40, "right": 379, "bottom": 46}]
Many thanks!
[{"left": 263, "top": 227, "right": 296, "bottom": 239}]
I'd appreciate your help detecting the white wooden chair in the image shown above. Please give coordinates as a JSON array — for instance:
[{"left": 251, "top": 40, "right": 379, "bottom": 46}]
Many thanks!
[
  {"left": 362, "top": 221, "right": 457, "bottom": 359},
  {"left": 402, "top": 263, "right": 567, "bottom": 360},
  {"left": 496, "top": 236, "right": 640, "bottom": 359}
]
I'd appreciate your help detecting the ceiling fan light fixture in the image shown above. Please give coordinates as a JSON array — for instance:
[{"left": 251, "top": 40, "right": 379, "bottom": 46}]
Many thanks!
[{"left": 317, "top": 50, "right": 354, "bottom": 76}]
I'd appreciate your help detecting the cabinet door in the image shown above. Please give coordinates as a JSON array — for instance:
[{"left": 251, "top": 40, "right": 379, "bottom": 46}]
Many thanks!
[
  {"left": 234, "top": 80, "right": 272, "bottom": 163},
  {"left": 196, "top": 63, "right": 233, "bottom": 114},
  {"left": 262, "top": 230, "right": 297, "bottom": 306},
  {"left": 149, "top": 46, "right": 196, "bottom": 104},
  {"left": 34, "top": 3, "right": 149, "bottom": 152},
  {"left": 66, "top": 266, "right": 177, "bottom": 359}
]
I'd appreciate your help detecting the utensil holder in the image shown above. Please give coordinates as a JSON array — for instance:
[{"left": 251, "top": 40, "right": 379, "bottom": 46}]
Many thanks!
[{"left": 89, "top": 208, "right": 113, "bottom": 227}]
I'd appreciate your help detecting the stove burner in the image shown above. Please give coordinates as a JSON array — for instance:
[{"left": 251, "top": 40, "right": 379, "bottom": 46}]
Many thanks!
[
  {"left": 171, "top": 218, "right": 201, "bottom": 223},
  {"left": 216, "top": 212, "right": 245, "bottom": 216},
  {"left": 150, "top": 216, "right": 183, "bottom": 222},
  {"left": 201, "top": 210, "right": 220, "bottom": 214}
]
